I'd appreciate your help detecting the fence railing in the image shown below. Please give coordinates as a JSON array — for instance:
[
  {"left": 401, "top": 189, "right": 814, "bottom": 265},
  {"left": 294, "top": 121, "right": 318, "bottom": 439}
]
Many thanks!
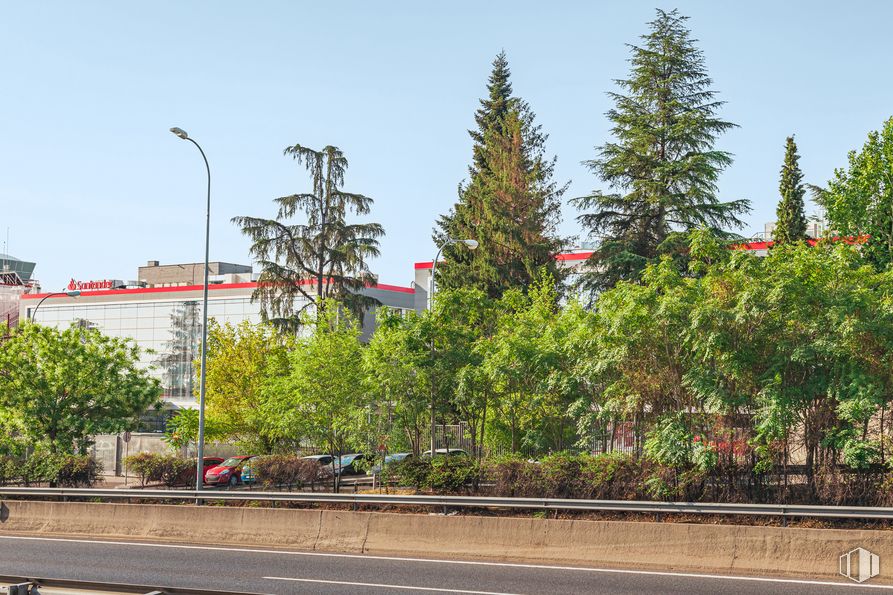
[{"left": 2, "top": 487, "right": 893, "bottom": 521}]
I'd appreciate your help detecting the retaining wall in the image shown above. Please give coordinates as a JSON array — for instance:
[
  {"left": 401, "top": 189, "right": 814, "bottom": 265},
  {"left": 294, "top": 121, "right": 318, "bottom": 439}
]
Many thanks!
[{"left": 1, "top": 500, "right": 890, "bottom": 583}]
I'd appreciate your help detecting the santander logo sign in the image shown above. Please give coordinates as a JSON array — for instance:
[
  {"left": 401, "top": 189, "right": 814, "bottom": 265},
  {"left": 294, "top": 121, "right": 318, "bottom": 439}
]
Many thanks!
[{"left": 68, "top": 278, "right": 115, "bottom": 291}]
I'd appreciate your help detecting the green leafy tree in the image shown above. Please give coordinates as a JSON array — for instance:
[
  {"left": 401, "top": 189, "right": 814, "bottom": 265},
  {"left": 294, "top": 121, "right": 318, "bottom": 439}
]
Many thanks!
[
  {"left": 162, "top": 408, "right": 225, "bottom": 452},
  {"left": 573, "top": 9, "right": 749, "bottom": 292},
  {"left": 435, "top": 52, "right": 567, "bottom": 297},
  {"left": 233, "top": 145, "right": 384, "bottom": 330},
  {"left": 482, "top": 274, "right": 577, "bottom": 454},
  {"left": 774, "top": 135, "right": 808, "bottom": 244},
  {"left": 0, "top": 323, "right": 161, "bottom": 453},
  {"left": 199, "top": 320, "right": 293, "bottom": 453},
  {"left": 427, "top": 288, "right": 497, "bottom": 458},
  {"left": 363, "top": 309, "right": 432, "bottom": 455},
  {"left": 815, "top": 116, "right": 893, "bottom": 269},
  {"left": 270, "top": 301, "right": 368, "bottom": 491}
]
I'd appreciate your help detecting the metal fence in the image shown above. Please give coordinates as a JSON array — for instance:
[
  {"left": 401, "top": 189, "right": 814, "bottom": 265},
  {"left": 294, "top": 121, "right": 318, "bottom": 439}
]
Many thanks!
[{"left": 2, "top": 487, "right": 893, "bottom": 521}]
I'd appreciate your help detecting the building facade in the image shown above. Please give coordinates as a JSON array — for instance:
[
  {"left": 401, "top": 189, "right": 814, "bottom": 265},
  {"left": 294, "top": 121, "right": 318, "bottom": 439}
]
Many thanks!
[
  {"left": 1, "top": 253, "right": 38, "bottom": 330},
  {"left": 20, "top": 261, "right": 415, "bottom": 419}
]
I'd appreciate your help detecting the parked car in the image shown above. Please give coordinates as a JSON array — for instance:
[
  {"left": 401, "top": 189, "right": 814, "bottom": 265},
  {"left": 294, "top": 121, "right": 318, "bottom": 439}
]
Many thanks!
[
  {"left": 368, "top": 452, "right": 412, "bottom": 475},
  {"left": 240, "top": 459, "right": 256, "bottom": 485},
  {"left": 333, "top": 453, "right": 373, "bottom": 476},
  {"left": 302, "top": 454, "right": 335, "bottom": 466},
  {"left": 204, "top": 455, "right": 254, "bottom": 487},
  {"left": 176, "top": 456, "right": 224, "bottom": 486},
  {"left": 422, "top": 448, "right": 469, "bottom": 458},
  {"left": 302, "top": 454, "right": 336, "bottom": 479}
]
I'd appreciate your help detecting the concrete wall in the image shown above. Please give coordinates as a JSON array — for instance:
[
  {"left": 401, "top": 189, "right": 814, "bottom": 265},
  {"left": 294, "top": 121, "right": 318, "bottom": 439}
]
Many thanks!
[
  {"left": 91, "top": 434, "right": 241, "bottom": 477},
  {"left": 1, "top": 501, "right": 891, "bottom": 583}
]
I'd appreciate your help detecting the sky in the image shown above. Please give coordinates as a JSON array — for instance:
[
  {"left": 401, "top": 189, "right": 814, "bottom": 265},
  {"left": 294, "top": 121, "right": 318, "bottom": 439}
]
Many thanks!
[{"left": 1, "top": 1, "right": 891, "bottom": 291}]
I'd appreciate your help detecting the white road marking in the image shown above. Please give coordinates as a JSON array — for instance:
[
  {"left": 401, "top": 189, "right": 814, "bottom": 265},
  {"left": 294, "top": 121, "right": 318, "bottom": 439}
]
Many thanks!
[
  {"left": 0, "top": 534, "right": 890, "bottom": 590},
  {"left": 264, "top": 576, "right": 519, "bottom": 594}
]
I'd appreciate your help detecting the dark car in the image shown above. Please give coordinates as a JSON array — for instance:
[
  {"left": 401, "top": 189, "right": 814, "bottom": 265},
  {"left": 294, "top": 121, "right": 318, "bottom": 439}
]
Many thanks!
[
  {"left": 333, "top": 453, "right": 373, "bottom": 476},
  {"left": 204, "top": 455, "right": 254, "bottom": 487}
]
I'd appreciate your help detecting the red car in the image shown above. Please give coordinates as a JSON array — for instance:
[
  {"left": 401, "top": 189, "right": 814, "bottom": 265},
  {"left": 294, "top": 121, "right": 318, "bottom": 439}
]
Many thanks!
[
  {"left": 204, "top": 455, "right": 254, "bottom": 487},
  {"left": 176, "top": 456, "right": 224, "bottom": 486}
]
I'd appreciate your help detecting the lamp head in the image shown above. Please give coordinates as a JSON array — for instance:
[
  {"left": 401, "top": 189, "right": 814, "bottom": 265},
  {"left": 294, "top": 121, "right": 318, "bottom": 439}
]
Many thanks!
[
  {"left": 461, "top": 239, "right": 479, "bottom": 250},
  {"left": 66, "top": 290, "right": 81, "bottom": 297},
  {"left": 170, "top": 127, "right": 189, "bottom": 140}
]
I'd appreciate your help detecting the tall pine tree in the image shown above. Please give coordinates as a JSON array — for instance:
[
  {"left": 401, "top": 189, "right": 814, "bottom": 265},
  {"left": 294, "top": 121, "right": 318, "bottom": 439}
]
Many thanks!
[
  {"left": 774, "top": 135, "right": 808, "bottom": 244},
  {"left": 434, "top": 52, "right": 567, "bottom": 299},
  {"left": 573, "top": 9, "right": 749, "bottom": 292}
]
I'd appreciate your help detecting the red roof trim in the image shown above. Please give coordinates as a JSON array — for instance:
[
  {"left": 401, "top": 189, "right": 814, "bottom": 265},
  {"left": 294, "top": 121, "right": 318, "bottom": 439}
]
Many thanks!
[
  {"left": 730, "top": 236, "right": 867, "bottom": 251},
  {"left": 555, "top": 251, "right": 594, "bottom": 262},
  {"left": 415, "top": 261, "right": 434, "bottom": 270},
  {"left": 23, "top": 280, "right": 414, "bottom": 300}
]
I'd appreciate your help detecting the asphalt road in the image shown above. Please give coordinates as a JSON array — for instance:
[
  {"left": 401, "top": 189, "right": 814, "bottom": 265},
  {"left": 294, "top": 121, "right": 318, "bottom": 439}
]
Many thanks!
[{"left": 0, "top": 535, "right": 888, "bottom": 594}]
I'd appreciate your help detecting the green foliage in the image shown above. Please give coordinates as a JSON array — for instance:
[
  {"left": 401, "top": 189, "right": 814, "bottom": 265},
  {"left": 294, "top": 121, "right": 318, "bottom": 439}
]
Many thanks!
[
  {"left": 435, "top": 51, "right": 567, "bottom": 298},
  {"left": 485, "top": 452, "right": 648, "bottom": 500},
  {"left": 816, "top": 116, "right": 893, "bottom": 269},
  {"left": 0, "top": 453, "right": 102, "bottom": 487},
  {"left": 198, "top": 320, "right": 293, "bottom": 453},
  {"left": 573, "top": 9, "right": 749, "bottom": 292},
  {"left": 123, "top": 452, "right": 193, "bottom": 488},
  {"left": 774, "top": 135, "right": 808, "bottom": 244},
  {"left": 363, "top": 309, "right": 432, "bottom": 455},
  {"left": 0, "top": 323, "right": 161, "bottom": 453},
  {"left": 396, "top": 455, "right": 479, "bottom": 493},
  {"left": 268, "top": 302, "right": 369, "bottom": 490},
  {"left": 233, "top": 145, "right": 385, "bottom": 330},
  {"left": 482, "top": 273, "right": 581, "bottom": 453}
]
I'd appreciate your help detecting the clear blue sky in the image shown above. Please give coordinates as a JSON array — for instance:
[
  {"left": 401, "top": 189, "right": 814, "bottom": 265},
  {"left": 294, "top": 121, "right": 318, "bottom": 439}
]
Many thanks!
[{"left": 2, "top": 1, "right": 891, "bottom": 291}]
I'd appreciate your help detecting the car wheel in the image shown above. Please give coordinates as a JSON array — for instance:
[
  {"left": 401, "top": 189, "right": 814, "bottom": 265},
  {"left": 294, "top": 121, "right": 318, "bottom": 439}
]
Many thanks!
[{"left": 229, "top": 475, "right": 238, "bottom": 487}]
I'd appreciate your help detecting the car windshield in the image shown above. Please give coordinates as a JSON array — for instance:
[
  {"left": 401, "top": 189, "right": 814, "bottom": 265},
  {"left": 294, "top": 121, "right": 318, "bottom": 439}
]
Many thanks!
[
  {"left": 220, "top": 458, "right": 243, "bottom": 467},
  {"left": 339, "top": 454, "right": 359, "bottom": 465},
  {"left": 386, "top": 454, "right": 408, "bottom": 463}
]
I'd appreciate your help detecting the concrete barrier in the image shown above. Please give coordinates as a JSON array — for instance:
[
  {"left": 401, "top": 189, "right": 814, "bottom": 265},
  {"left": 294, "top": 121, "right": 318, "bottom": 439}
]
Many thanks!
[{"left": 1, "top": 500, "right": 891, "bottom": 583}]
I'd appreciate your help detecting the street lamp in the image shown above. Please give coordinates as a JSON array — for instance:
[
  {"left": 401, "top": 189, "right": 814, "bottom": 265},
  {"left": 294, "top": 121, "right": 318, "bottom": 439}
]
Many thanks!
[
  {"left": 428, "top": 238, "right": 477, "bottom": 454},
  {"left": 28, "top": 290, "right": 81, "bottom": 321},
  {"left": 170, "top": 126, "right": 212, "bottom": 494},
  {"left": 429, "top": 238, "right": 478, "bottom": 309}
]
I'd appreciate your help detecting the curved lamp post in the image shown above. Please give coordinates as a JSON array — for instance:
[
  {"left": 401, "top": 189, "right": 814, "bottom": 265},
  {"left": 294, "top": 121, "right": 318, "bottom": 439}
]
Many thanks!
[
  {"left": 170, "top": 126, "right": 211, "bottom": 494},
  {"left": 28, "top": 290, "right": 81, "bottom": 321},
  {"left": 428, "top": 238, "right": 478, "bottom": 454}
]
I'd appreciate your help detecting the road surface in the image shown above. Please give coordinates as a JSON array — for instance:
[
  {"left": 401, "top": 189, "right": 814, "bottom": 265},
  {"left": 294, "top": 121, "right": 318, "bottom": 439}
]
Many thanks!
[{"left": 0, "top": 534, "right": 887, "bottom": 594}]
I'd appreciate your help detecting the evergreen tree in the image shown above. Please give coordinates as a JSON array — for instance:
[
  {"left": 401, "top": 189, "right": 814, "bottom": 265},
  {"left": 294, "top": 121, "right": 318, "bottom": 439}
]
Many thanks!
[
  {"left": 774, "top": 136, "right": 808, "bottom": 244},
  {"left": 233, "top": 145, "right": 384, "bottom": 330},
  {"left": 572, "top": 9, "right": 749, "bottom": 292},
  {"left": 434, "top": 52, "right": 567, "bottom": 299}
]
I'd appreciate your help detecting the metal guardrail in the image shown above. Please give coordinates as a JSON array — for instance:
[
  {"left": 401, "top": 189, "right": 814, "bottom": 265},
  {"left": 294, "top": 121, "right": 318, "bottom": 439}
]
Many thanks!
[
  {"left": 0, "top": 574, "right": 256, "bottom": 594},
  {"left": 2, "top": 487, "right": 893, "bottom": 520}
]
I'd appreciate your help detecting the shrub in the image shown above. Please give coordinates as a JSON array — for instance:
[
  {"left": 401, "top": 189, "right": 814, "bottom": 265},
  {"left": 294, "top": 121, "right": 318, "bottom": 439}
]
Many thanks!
[
  {"left": 397, "top": 455, "right": 479, "bottom": 493},
  {"left": 485, "top": 452, "right": 648, "bottom": 500},
  {"left": 55, "top": 454, "right": 103, "bottom": 487},
  {"left": 252, "top": 455, "right": 320, "bottom": 490},
  {"left": 0, "top": 456, "right": 19, "bottom": 486},
  {"left": 124, "top": 452, "right": 193, "bottom": 488},
  {"left": 0, "top": 453, "right": 102, "bottom": 487},
  {"left": 124, "top": 452, "right": 162, "bottom": 487}
]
